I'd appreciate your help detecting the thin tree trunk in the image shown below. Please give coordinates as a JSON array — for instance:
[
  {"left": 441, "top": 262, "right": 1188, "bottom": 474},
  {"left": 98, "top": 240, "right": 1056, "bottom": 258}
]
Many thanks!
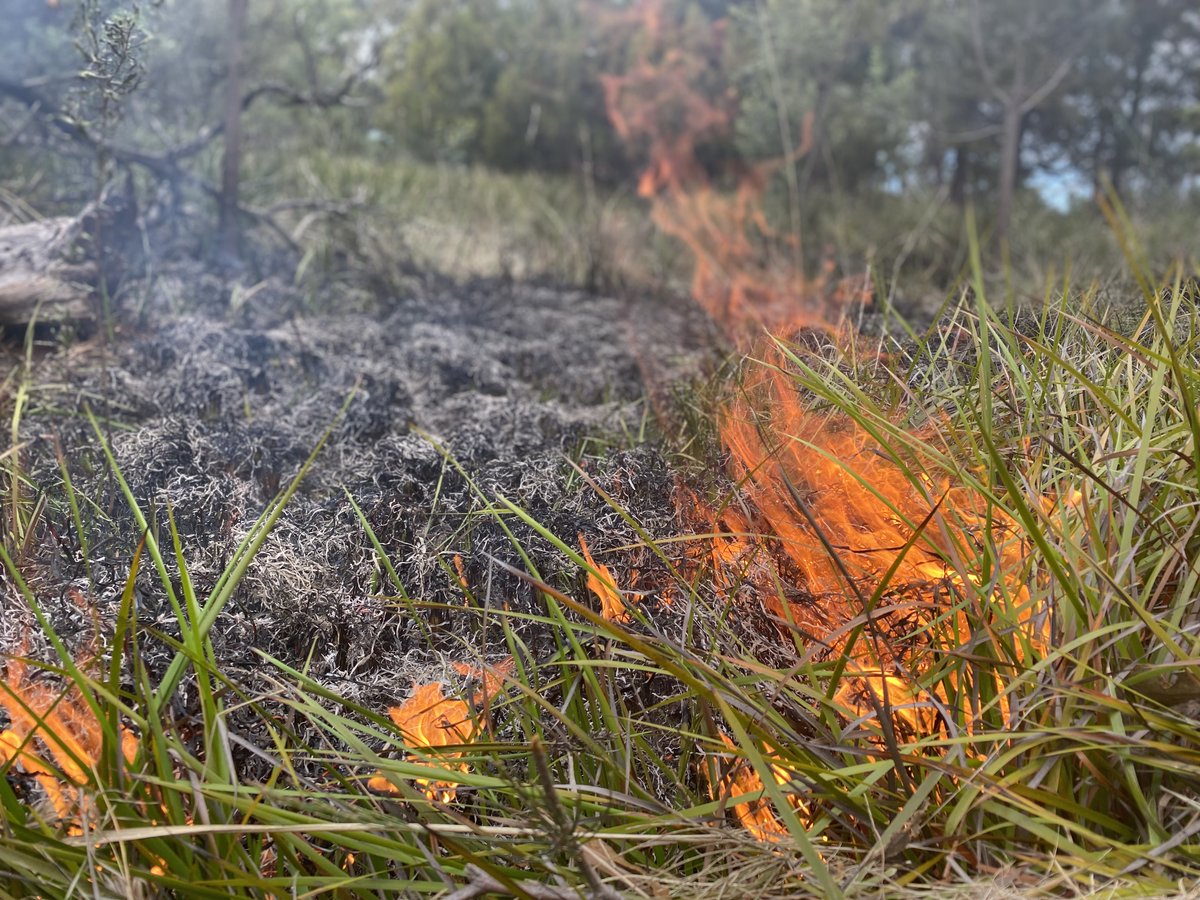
[
  {"left": 219, "top": 0, "right": 248, "bottom": 261},
  {"left": 950, "top": 144, "right": 969, "bottom": 206},
  {"left": 995, "top": 100, "right": 1021, "bottom": 247},
  {"left": 1111, "top": 37, "right": 1150, "bottom": 198}
]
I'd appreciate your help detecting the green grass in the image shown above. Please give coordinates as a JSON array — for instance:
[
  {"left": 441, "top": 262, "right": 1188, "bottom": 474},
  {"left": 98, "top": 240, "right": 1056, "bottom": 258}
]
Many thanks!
[
  {"left": 4, "top": 232, "right": 1200, "bottom": 897},
  {"left": 257, "top": 152, "right": 1198, "bottom": 325},
  {"left": 268, "top": 152, "right": 691, "bottom": 295}
]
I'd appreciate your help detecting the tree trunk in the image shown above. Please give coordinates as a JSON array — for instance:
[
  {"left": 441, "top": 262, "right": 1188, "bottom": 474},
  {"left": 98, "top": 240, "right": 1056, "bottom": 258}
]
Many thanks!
[
  {"left": 950, "top": 145, "right": 969, "bottom": 206},
  {"left": 995, "top": 100, "right": 1022, "bottom": 247},
  {"left": 219, "top": 0, "right": 249, "bottom": 261},
  {"left": 1111, "top": 36, "right": 1150, "bottom": 198}
]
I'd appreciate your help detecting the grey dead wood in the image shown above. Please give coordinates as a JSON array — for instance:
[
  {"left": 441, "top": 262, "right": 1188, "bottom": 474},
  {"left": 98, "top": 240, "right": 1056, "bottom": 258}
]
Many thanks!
[
  {"left": 0, "top": 213, "right": 96, "bottom": 325},
  {"left": 0, "top": 183, "right": 137, "bottom": 327}
]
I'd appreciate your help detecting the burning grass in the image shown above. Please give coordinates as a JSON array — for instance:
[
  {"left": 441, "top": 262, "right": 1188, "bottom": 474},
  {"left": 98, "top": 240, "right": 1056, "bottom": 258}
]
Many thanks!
[
  {"left": 4, "top": 256, "right": 1200, "bottom": 896},
  {"left": 4, "top": 3, "right": 1200, "bottom": 892}
]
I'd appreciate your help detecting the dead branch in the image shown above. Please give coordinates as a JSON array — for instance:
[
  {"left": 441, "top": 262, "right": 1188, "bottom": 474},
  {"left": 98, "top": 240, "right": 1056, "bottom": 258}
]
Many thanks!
[
  {"left": 0, "top": 24, "right": 379, "bottom": 186},
  {"left": 0, "top": 77, "right": 368, "bottom": 255}
]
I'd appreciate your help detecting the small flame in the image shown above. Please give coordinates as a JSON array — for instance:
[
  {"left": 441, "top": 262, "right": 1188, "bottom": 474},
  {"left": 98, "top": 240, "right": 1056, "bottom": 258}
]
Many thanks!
[
  {"left": 369, "top": 659, "right": 513, "bottom": 802},
  {"left": 0, "top": 657, "right": 137, "bottom": 826},
  {"left": 452, "top": 554, "right": 470, "bottom": 592},
  {"left": 368, "top": 682, "right": 472, "bottom": 802},
  {"left": 579, "top": 534, "right": 631, "bottom": 623},
  {"left": 709, "top": 732, "right": 803, "bottom": 842}
]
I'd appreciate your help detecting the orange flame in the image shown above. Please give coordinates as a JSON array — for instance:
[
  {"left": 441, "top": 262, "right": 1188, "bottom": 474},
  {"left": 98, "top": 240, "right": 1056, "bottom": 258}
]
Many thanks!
[
  {"left": 580, "top": 534, "right": 631, "bottom": 623},
  {"left": 0, "top": 657, "right": 137, "bottom": 825},
  {"left": 709, "top": 732, "right": 799, "bottom": 842},
  {"left": 367, "top": 681, "right": 473, "bottom": 802},
  {"left": 600, "top": 0, "right": 837, "bottom": 340},
  {"left": 368, "top": 659, "right": 513, "bottom": 802},
  {"left": 598, "top": 0, "right": 1050, "bottom": 836}
]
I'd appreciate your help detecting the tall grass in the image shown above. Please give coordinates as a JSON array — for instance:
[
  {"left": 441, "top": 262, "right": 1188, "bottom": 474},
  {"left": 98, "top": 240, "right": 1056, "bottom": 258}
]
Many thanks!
[
  {"left": 3, "top": 253, "right": 1200, "bottom": 897},
  {"left": 274, "top": 153, "right": 690, "bottom": 293},
  {"left": 265, "top": 151, "right": 1198, "bottom": 320}
]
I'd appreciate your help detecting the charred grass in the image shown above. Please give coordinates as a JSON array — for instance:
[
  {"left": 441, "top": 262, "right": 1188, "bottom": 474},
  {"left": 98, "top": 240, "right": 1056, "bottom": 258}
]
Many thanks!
[{"left": 3, "top": 227, "right": 1200, "bottom": 897}]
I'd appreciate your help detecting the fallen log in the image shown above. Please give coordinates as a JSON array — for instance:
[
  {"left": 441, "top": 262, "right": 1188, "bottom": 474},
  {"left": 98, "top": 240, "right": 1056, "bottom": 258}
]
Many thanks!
[
  {"left": 0, "top": 182, "right": 137, "bottom": 328},
  {"left": 0, "top": 215, "right": 96, "bottom": 325}
]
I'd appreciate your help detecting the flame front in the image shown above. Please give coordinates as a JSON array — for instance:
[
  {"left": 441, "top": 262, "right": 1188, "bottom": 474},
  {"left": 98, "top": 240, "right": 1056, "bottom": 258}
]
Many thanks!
[{"left": 600, "top": 0, "right": 1047, "bottom": 836}]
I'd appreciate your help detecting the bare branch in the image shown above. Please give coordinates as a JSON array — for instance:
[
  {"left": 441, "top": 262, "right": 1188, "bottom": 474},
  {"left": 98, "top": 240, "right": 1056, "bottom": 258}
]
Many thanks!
[
  {"left": 1018, "top": 53, "right": 1076, "bottom": 115},
  {"left": 967, "top": 0, "right": 1002, "bottom": 100},
  {"left": 0, "top": 77, "right": 309, "bottom": 252}
]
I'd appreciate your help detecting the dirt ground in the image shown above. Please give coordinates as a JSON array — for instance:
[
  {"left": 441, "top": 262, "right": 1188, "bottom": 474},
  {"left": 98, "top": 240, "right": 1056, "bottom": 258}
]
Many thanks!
[{"left": 2, "top": 264, "right": 722, "bottom": 713}]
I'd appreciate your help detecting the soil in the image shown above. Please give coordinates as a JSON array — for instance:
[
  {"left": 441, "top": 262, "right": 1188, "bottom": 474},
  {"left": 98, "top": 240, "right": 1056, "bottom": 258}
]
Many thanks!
[{"left": 1, "top": 263, "right": 723, "bottom": 714}]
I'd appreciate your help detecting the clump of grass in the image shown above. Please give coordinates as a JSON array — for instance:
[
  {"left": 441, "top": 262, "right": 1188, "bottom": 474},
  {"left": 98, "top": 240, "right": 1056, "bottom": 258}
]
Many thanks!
[
  {"left": 4, "top": 245, "right": 1200, "bottom": 897},
  {"left": 274, "top": 152, "right": 691, "bottom": 294}
]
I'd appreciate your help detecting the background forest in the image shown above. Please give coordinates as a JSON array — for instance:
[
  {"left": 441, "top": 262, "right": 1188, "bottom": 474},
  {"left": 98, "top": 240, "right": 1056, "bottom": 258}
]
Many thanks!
[{"left": 3, "top": 0, "right": 1198, "bottom": 298}]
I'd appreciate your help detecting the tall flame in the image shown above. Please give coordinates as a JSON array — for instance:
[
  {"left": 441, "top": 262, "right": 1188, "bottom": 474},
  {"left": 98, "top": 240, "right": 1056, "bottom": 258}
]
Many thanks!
[
  {"left": 600, "top": 0, "right": 836, "bottom": 339},
  {"left": 600, "top": 0, "right": 1044, "bottom": 836}
]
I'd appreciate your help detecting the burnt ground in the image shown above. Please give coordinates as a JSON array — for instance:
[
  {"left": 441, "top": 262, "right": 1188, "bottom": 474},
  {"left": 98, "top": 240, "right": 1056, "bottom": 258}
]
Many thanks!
[{"left": 1, "top": 264, "right": 723, "bottom": 715}]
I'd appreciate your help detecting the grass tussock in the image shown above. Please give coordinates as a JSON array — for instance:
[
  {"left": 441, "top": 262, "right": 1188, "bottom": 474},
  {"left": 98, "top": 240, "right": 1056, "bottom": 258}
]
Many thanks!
[
  {"left": 266, "top": 153, "right": 1199, "bottom": 317},
  {"left": 278, "top": 153, "right": 691, "bottom": 293},
  {"left": 3, "top": 238, "right": 1200, "bottom": 898}
]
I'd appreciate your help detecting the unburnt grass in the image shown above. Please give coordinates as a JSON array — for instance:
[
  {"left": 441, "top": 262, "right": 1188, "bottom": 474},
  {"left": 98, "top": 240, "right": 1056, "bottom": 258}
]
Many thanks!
[{"left": 2, "top": 235, "right": 1200, "bottom": 897}]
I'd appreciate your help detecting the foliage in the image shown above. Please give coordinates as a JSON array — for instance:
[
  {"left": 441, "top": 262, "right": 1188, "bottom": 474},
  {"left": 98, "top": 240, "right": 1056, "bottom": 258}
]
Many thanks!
[
  {"left": 1030, "top": 0, "right": 1200, "bottom": 195},
  {"left": 382, "top": 0, "right": 518, "bottom": 165},
  {"left": 70, "top": 0, "right": 150, "bottom": 138},
  {"left": 728, "top": 0, "right": 916, "bottom": 192}
]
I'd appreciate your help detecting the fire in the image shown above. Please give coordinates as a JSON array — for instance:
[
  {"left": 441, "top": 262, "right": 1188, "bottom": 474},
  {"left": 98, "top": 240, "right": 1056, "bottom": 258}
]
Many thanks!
[
  {"left": 709, "top": 732, "right": 798, "bottom": 842},
  {"left": 367, "top": 681, "right": 473, "bottom": 802},
  {"left": 599, "top": 0, "right": 1049, "bottom": 836},
  {"left": 579, "top": 533, "right": 631, "bottom": 623},
  {"left": 599, "top": 0, "right": 829, "bottom": 340},
  {"left": 0, "top": 656, "right": 137, "bottom": 826},
  {"left": 368, "top": 658, "right": 513, "bottom": 802}
]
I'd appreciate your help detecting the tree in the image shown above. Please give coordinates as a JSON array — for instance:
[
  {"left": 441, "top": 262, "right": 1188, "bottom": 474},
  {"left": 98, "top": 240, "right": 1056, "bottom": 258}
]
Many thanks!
[
  {"left": 383, "top": 0, "right": 508, "bottom": 164},
  {"left": 908, "top": 0, "right": 1096, "bottom": 242},
  {"left": 1031, "top": 0, "right": 1200, "bottom": 197},
  {"left": 0, "top": 0, "right": 383, "bottom": 256},
  {"left": 219, "top": 0, "right": 249, "bottom": 261},
  {"left": 728, "top": 0, "right": 918, "bottom": 194},
  {"left": 479, "top": 0, "right": 626, "bottom": 179}
]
